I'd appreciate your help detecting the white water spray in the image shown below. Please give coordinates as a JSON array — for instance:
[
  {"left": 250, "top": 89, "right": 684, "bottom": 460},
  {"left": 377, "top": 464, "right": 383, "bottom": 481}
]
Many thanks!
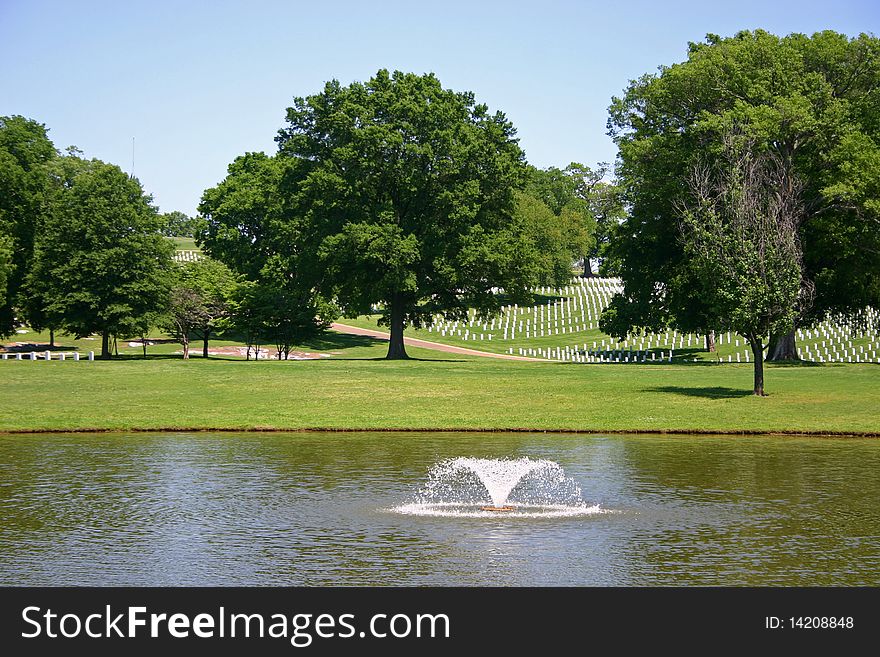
[{"left": 393, "top": 457, "right": 604, "bottom": 518}]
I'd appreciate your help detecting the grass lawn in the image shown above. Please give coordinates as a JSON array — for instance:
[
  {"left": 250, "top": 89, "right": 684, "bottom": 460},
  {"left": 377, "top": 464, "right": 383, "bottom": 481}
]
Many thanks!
[
  {"left": 1, "top": 351, "right": 878, "bottom": 434},
  {"left": 339, "top": 313, "right": 879, "bottom": 364},
  {"left": 168, "top": 236, "right": 200, "bottom": 251}
]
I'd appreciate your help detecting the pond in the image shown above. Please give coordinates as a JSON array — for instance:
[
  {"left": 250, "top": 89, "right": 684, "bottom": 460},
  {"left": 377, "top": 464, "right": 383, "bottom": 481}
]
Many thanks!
[{"left": 0, "top": 431, "right": 878, "bottom": 585}]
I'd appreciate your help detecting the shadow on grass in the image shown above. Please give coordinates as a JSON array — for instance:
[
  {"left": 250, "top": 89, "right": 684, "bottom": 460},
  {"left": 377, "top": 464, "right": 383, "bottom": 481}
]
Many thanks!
[
  {"left": 645, "top": 385, "right": 753, "bottom": 399},
  {"left": 297, "top": 333, "right": 385, "bottom": 350},
  {"left": 3, "top": 342, "right": 82, "bottom": 353},
  {"left": 319, "top": 356, "right": 469, "bottom": 362},
  {"left": 766, "top": 359, "right": 824, "bottom": 367}
]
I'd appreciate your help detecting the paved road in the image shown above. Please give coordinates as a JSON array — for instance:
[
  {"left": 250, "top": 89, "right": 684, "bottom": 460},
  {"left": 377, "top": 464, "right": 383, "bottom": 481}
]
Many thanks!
[{"left": 331, "top": 323, "right": 543, "bottom": 361}]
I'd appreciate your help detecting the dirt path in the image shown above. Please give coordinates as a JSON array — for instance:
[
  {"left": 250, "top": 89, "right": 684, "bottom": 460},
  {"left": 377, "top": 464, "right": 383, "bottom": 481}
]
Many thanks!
[{"left": 331, "top": 323, "right": 544, "bottom": 361}]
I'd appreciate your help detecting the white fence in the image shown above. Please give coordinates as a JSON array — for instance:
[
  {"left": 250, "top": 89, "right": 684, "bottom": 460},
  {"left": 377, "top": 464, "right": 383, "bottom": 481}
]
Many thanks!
[{"left": 1, "top": 351, "right": 94, "bottom": 361}]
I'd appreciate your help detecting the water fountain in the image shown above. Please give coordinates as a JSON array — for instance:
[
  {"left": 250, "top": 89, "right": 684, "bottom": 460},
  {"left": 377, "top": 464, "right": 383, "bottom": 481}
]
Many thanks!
[{"left": 393, "top": 457, "right": 603, "bottom": 518}]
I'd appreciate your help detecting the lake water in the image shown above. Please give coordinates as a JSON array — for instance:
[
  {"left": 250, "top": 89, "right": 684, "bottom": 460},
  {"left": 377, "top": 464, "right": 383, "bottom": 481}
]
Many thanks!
[{"left": 1, "top": 431, "right": 878, "bottom": 586}]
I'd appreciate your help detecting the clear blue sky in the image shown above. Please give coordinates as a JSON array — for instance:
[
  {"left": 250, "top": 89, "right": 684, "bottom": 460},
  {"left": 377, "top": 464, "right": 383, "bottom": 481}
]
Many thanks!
[{"left": 2, "top": 0, "right": 877, "bottom": 215}]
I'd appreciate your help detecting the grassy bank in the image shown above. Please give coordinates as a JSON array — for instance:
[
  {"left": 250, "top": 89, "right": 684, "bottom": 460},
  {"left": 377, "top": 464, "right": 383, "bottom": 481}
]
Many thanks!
[{"left": 1, "top": 355, "right": 878, "bottom": 434}]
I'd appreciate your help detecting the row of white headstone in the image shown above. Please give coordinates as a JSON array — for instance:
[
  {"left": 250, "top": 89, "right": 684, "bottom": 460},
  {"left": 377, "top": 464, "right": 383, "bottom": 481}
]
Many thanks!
[
  {"left": 1, "top": 351, "right": 95, "bottom": 361},
  {"left": 509, "top": 345, "right": 676, "bottom": 363},
  {"left": 427, "top": 277, "right": 625, "bottom": 340},
  {"left": 172, "top": 250, "right": 202, "bottom": 262},
  {"left": 426, "top": 277, "right": 879, "bottom": 364},
  {"left": 795, "top": 308, "right": 879, "bottom": 363}
]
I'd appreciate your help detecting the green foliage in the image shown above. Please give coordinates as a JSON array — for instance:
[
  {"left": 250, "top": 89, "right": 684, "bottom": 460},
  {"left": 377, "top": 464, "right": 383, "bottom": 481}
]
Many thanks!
[
  {"left": 0, "top": 116, "right": 57, "bottom": 335},
  {"left": 159, "top": 210, "right": 203, "bottom": 237},
  {"left": 524, "top": 164, "right": 600, "bottom": 273},
  {"left": 512, "top": 191, "right": 578, "bottom": 285},
  {"left": 163, "top": 287, "right": 207, "bottom": 358},
  {"left": 27, "top": 156, "right": 174, "bottom": 357},
  {"left": 0, "top": 235, "right": 11, "bottom": 303},
  {"left": 274, "top": 69, "right": 538, "bottom": 357},
  {"left": 223, "top": 280, "right": 337, "bottom": 359},
  {"left": 678, "top": 142, "right": 806, "bottom": 395},
  {"left": 163, "top": 258, "right": 239, "bottom": 358},
  {"left": 526, "top": 162, "right": 621, "bottom": 273},
  {"left": 605, "top": 30, "right": 880, "bottom": 338},
  {"left": 199, "top": 152, "right": 295, "bottom": 281}
]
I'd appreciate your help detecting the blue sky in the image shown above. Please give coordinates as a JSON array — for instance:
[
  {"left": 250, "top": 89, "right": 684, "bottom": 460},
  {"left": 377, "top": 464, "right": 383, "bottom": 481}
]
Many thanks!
[{"left": 1, "top": 0, "right": 877, "bottom": 215}]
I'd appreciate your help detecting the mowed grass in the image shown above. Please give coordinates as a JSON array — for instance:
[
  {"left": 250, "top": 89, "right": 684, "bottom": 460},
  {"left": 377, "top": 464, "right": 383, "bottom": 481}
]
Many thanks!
[
  {"left": 168, "top": 236, "right": 200, "bottom": 251},
  {"left": 1, "top": 355, "right": 878, "bottom": 434}
]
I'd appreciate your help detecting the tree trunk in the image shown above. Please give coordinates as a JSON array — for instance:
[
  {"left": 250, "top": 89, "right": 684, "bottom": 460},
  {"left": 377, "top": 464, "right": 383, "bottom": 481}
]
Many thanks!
[
  {"left": 767, "top": 328, "right": 798, "bottom": 361},
  {"left": 182, "top": 338, "right": 190, "bottom": 360},
  {"left": 749, "top": 336, "right": 766, "bottom": 396},
  {"left": 706, "top": 330, "right": 716, "bottom": 352},
  {"left": 49, "top": 329, "right": 55, "bottom": 348},
  {"left": 386, "top": 293, "right": 409, "bottom": 360},
  {"left": 581, "top": 256, "right": 595, "bottom": 278},
  {"left": 100, "top": 330, "right": 111, "bottom": 360},
  {"left": 203, "top": 330, "right": 210, "bottom": 359},
  {"left": 142, "top": 338, "right": 147, "bottom": 359}
]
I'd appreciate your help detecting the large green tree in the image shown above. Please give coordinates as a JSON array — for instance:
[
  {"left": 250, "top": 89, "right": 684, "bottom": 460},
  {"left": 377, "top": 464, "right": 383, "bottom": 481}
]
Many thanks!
[
  {"left": 275, "top": 69, "right": 539, "bottom": 359},
  {"left": 602, "top": 30, "right": 880, "bottom": 359},
  {"left": 27, "top": 156, "right": 173, "bottom": 358},
  {"left": 0, "top": 116, "right": 57, "bottom": 336}
]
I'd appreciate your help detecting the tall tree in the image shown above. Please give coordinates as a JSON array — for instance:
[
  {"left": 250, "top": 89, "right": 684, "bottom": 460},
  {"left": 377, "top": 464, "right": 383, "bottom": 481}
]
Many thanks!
[
  {"left": 27, "top": 156, "right": 173, "bottom": 358},
  {"left": 199, "top": 152, "right": 336, "bottom": 356},
  {"left": 513, "top": 190, "right": 593, "bottom": 284},
  {"left": 0, "top": 116, "right": 57, "bottom": 336},
  {"left": 679, "top": 139, "right": 807, "bottom": 395},
  {"left": 275, "top": 70, "right": 538, "bottom": 359},
  {"left": 602, "top": 30, "right": 880, "bottom": 357}
]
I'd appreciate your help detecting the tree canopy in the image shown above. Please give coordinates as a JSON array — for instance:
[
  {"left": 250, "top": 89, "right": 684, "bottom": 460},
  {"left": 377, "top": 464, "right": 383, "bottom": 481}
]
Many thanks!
[
  {"left": 164, "top": 257, "right": 239, "bottom": 358},
  {"left": 27, "top": 156, "right": 173, "bottom": 358},
  {"left": 159, "top": 210, "right": 203, "bottom": 237},
  {"left": 201, "top": 70, "right": 564, "bottom": 359},
  {"left": 276, "top": 70, "right": 546, "bottom": 358},
  {"left": 679, "top": 137, "right": 807, "bottom": 394},
  {"left": 0, "top": 115, "right": 57, "bottom": 336},
  {"left": 525, "top": 162, "right": 619, "bottom": 276},
  {"left": 602, "top": 30, "right": 880, "bottom": 356}
]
